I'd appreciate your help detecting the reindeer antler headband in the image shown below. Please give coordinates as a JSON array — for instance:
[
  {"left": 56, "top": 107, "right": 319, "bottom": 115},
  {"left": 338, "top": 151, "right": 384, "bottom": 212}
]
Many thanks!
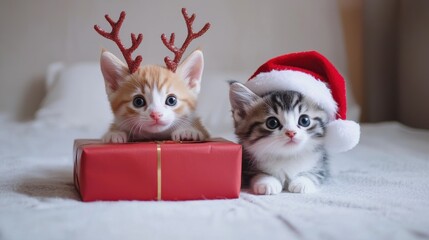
[
  {"left": 161, "top": 8, "right": 210, "bottom": 72},
  {"left": 94, "top": 8, "right": 211, "bottom": 74},
  {"left": 94, "top": 11, "right": 143, "bottom": 74}
]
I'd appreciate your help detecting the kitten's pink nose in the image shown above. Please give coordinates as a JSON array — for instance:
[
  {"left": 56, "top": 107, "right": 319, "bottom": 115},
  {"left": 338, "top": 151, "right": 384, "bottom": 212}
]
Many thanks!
[
  {"left": 150, "top": 112, "right": 163, "bottom": 121},
  {"left": 285, "top": 130, "right": 296, "bottom": 138}
]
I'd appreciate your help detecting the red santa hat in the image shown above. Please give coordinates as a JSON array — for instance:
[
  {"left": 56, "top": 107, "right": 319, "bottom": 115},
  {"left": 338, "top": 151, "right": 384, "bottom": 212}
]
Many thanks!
[{"left": 245, "top": 51, "right": 360, "bottom": 153}]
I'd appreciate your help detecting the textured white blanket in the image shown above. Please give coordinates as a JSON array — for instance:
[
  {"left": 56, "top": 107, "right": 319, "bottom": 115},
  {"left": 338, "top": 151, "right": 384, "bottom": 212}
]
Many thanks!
[{"left": 1, "top": 118, "right": 429, "bottom": 240}]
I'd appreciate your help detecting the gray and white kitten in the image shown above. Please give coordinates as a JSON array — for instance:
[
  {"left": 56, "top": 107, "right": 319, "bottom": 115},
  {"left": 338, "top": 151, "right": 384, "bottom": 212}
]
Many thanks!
[{"left": 229, "top": 82, "right": 330, "bottom": 194}]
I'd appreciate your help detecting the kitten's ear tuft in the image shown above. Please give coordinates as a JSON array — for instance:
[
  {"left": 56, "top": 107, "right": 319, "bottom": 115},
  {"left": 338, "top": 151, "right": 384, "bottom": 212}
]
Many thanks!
[
  {"left": 100, "top": 50, "right": 129, "bottom": 93},
  {"left": 229, "top": 82, "right": 260, "bottom": 120},
  {"left": 177, "top": 50, "right": 204, "bottom": 95}
]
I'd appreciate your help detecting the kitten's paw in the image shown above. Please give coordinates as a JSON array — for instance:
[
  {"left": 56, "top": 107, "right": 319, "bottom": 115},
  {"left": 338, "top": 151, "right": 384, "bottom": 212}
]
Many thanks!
[
  {"left": 172, "top": 128, "right": 205, "bottom": 141},
  {"left": 250, "top": 174, "right": 283, "bottom": 195},
  {"left": 102, "top": 131, "right": 128, "bottom": 143},
  {"left": 288, "top": 176, "right": 318, "bottom": 194}
]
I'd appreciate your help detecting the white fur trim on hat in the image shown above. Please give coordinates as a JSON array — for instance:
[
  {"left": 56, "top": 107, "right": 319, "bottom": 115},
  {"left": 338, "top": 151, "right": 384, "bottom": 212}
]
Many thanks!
[{"left": 245, "top": 70, "right": 338, "bottom": 120}]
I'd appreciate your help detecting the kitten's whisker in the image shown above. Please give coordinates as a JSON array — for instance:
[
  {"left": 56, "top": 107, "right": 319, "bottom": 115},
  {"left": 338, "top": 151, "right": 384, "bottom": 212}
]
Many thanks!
[
  {"left": 252, "top": 139, "right": 274, "bottom": 157},
  {"left": 137, "top": 122, "right": 144, "bottom": 135},
  {"left": 117, "top": 117, "right": 137, "bottom": 130},
  {"left": 170, "top": 117, "right": 192, "bottom": 130},
  {"left": 120, "top": 116, "right": 141, "bottom": 139},
  {"left": 116, "top": 119, "right": 132, "bottom": 130},
  {"left": 127, "top": 122, "right": 136, "bottom": 139},
  {"left": 129, "top": 121, "right": 141, "bottom": 140}
]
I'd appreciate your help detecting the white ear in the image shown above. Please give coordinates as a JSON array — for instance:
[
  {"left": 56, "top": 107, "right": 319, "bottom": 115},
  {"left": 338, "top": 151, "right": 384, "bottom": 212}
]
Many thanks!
[
  {"left": 100, "top": 50, "right": 129, "bottom": 93},
  {"left": 229, "top": 81, "right": 260, "bottom": 121},
  {"left": 229, "top": 81, "right": 260, "bottom": 110},
  {"left": 177, "top": 50, "right": 204, "bottom": 95}
]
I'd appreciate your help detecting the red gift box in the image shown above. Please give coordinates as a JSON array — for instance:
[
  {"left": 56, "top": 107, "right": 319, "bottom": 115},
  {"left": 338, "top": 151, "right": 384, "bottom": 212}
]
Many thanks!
[{"left": 73, "top": 139, "right": 242, "bottom": 201}]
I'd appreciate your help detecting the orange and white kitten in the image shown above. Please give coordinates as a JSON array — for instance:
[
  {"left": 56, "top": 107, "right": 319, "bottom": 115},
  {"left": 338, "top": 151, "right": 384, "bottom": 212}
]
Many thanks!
[{"left": 100, "top": 49, "right": 210, "bottom": 143}]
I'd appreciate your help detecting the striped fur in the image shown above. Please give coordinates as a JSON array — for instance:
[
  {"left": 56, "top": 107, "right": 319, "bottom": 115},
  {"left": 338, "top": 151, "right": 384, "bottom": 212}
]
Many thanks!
[
  {"left": 100, "top": 50, "right": 209, "bottom": 142},
  {"left": 229, "top": 82, "right": 330, "bottom": 194}
]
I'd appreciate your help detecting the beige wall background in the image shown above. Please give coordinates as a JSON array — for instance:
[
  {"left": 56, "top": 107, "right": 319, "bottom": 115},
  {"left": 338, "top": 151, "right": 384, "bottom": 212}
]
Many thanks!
[
  {"left": 2, "top": 1, "right": 427, "bottom": 126},
  {"left": 0, "top": 0, "right": 354, "bottom": 121}
]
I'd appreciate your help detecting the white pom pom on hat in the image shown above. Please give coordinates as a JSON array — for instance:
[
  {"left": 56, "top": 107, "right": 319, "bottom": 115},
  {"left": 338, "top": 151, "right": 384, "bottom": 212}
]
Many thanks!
[{"left": 245, "top": 51, "right": 360, "bottom": 153}]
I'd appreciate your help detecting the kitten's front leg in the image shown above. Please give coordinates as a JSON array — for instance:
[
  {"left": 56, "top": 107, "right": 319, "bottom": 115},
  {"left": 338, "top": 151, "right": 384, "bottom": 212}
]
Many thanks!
[
  {"left": 171, "top": 127, "right": 206, "bottom": 141},
  {"left": 102, "top": 130, "right": 128, "bottom": 143},
  {"left": 288, "top": 176, "right": 318, "bottom": 194},
  {"left": 250, "top": 173, "right": 283, "bottom": 195}
]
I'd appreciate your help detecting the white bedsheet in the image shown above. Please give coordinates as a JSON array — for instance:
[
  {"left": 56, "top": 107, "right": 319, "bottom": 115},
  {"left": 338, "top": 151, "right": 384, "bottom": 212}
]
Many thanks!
[{"left": 1, "top": 117, "right": 429, "bottom": 240}]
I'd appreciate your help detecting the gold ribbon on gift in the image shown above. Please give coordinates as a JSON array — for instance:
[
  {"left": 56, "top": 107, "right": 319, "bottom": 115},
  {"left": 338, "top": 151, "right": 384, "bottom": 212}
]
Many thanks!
[
  {"left": 156, "top": 143, "right": 162, "bottom": 201},
  {"left": 153, "top": 139, "right": 223, "bottom": 201}
]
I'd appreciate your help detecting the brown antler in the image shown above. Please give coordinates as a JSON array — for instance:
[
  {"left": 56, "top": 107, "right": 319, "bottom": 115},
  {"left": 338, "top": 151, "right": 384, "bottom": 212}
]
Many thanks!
[
  {"left": 94, "top": 11, "right": 143, "bottom": 74},
  {"left": 161, "top": 8, "right": 211, "bottom": 72}
]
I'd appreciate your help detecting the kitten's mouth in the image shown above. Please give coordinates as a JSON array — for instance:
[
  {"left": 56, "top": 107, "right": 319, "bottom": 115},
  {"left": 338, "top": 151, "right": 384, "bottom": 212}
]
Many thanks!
[
  {"left": 150, "top": 121, "right": 167, "bottom": 127},
  {"left": 149, "top": 119, "right": 174, "bottom": 129},
  {"left": 145, "top": 120, "right": 172, "bottom": 133},
  {"left": 285, "top": 139, "right": 299, "bottom": 145}
]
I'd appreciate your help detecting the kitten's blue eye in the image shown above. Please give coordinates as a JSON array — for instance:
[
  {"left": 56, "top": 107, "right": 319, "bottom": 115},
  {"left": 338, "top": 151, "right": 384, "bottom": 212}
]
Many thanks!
[
  {"left": 266, "top": 117, "right": 280, "bottom": 129},
  {"left": 165, "top": 95, "right": 177, "bottom": 106},
  {"left": 133, "top": 96, "right": 146, "bottom": 108},
  {"left": 298, "top": 114, "right": 311, "bottom": 127}
]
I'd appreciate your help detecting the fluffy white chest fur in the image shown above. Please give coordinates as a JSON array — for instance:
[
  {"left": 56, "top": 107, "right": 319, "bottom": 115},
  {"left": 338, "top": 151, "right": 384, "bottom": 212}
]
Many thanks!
[
  {"left": 255, "top": 150, "right": 320, "bottom": 184},
  {"left": 249, "top": 148, "right": 323, "bottom": 195}
]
